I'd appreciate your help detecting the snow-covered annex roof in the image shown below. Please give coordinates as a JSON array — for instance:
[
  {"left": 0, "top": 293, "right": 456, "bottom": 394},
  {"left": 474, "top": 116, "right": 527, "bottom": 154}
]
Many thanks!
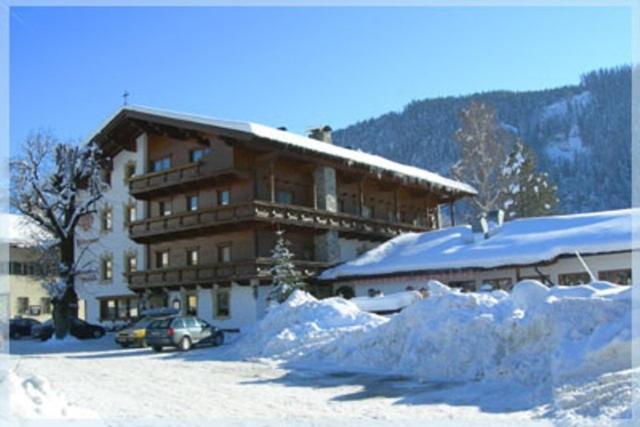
[
  {"left": 320, "top": 209, "right": 638, "bottom": 280},
  {"left": 0, "top": 213, "right": 51, "bottom": 248},
  {"left": 89, "top": 105, "right": 476, "bottom": 197}
]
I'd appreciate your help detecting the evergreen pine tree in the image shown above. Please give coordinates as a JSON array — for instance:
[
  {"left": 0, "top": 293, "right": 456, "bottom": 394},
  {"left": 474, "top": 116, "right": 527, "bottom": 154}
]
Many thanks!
[
  {"left": 268, "top": 230, "right": 307, "bottom": 304},
  {"left": 501, "top": 141, "right": 559, "bottom": 219}
]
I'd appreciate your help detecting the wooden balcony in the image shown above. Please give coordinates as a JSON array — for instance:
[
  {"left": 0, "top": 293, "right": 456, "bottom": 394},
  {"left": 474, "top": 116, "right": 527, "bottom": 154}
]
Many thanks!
[
  {"left": 129, "top": 201, "right": 432, "bottom": 243},
  {"left": 129, "top": 162, "right": 249, "bottom": 199},
  {"left": 126, "top": 258, "right": 331, "bottom": 290}
]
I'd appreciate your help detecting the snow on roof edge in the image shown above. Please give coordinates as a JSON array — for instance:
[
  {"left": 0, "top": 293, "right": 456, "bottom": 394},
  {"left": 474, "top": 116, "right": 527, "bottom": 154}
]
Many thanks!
[{"left": 86, "top": 105, "right": 477, "bottom": 196}]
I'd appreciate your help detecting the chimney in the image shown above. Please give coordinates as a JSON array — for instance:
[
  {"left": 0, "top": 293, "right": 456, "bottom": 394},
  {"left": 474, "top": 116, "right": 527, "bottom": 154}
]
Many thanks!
[
  {"left": 469, "top": 209, "right": 504, "bottom": 242},
  {"left": 308, "top": 125, "right": 333, "bottom": 144}
]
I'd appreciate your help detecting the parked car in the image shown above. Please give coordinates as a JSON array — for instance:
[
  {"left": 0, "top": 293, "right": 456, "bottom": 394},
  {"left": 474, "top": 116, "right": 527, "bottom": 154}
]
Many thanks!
[
  {"left": 115, "top": 309, "right": 176, "bottom": 348},
  {"left": 10, "top": 317, "right": 42, "bottom": 339},
  {"left": 146, "top": 315, "right": 224, "bottom": 352},
  {"left": 34, "top": 318, "right": 106, "bottom": 341}
]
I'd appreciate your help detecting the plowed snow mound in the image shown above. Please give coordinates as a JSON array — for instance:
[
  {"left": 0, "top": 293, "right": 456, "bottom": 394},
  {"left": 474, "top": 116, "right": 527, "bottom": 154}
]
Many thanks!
[
  {"left": 301, "top": 280, "right": 633, "bottom": 388},
  {"left": 231, "top": 290, "right": 387, "bottom": 360}
]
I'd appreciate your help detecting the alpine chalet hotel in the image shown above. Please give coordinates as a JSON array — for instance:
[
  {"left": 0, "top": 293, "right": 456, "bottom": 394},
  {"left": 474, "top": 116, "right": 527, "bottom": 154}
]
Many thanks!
[{"left": 75, "top": 106, "right": 475, "bottom": 329}]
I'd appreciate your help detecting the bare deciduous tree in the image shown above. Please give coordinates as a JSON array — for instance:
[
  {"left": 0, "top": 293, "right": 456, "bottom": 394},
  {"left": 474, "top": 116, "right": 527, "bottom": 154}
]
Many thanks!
[
  {"left": 11, "top": 131, "right": 107, "bottom": 339},
  {"left": 451, "top": 101, "right": 512, "bottom": 216}
]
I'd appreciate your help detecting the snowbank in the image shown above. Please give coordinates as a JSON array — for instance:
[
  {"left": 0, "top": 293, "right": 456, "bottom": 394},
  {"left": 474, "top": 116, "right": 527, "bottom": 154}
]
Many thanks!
[
  {"left": 350, "top": 290, "right": 423, "bottom": 313},
  {"left": 230, "top": 290, "right": 387, "bottom": 360},
  {"left": 6, "top": 370, "right": 101, "bottom": 421},
  {"left": 301, "top": 281, "right": 633, "bottom": 388}
]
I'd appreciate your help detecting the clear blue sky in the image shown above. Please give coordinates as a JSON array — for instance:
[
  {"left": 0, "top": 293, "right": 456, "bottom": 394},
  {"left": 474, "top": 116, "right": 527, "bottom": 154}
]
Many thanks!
[{"left": 10, "top": 6, "right": 631, "bottom": 155}]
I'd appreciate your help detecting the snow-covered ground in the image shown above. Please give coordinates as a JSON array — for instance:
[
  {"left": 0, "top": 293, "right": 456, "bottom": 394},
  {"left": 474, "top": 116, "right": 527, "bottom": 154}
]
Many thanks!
[{"left": 6, "top": 281, "right": 636, "bottom": 426}]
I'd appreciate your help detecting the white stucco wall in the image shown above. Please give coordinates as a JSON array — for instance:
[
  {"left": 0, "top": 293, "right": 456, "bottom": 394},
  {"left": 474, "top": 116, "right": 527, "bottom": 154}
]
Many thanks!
[
  {"left": 166, "top": 283, "right": 261, "bottom": 331},
  {"left": 75, "top": 149, "right": 143, "bottom": 324}
]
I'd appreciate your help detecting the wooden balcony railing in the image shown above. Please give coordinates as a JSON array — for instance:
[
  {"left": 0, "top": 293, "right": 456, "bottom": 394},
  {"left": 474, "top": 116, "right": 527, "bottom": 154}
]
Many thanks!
[
  {"left": 129, "top": 201, "right": 432, "bottom": 243},
  {"left": 129, "top": 162, "right": 249, "bottom": 199},
  {"left": 126, "top": 258, "right": 331, "bottom": 290}
]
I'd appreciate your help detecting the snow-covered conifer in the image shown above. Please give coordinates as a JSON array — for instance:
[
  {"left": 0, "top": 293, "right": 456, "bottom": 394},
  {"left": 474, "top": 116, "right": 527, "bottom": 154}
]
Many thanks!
[{"left": 268, "top": 230, "right": 307, "bottom": 304}]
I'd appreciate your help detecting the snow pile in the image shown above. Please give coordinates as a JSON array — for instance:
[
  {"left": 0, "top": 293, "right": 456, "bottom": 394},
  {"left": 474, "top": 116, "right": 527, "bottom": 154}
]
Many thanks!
[
  {"left": 350, "top": 290, "right": 423, "bottom": 313},
  {"left": 231, "top": 290, "right": 387, "bottom": 360},
  {"left": 301, "top": 280, "right": 633, "bottom": 388},
  {"left": 6, "top": 370, "right": 101, "bottom": 420}
]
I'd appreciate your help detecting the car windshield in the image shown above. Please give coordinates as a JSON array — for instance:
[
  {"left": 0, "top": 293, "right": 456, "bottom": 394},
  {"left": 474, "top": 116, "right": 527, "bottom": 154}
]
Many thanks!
[{"left": 148, "top": 318, "right": 173, "bottom": 329}]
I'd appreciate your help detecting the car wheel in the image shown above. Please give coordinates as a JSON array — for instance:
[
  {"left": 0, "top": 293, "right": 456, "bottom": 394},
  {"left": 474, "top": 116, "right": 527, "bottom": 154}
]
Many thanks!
[
  {"left": 213, "top": 333, "right": 224, "bottom": 347},
  {"left": 92, "top": 330, "right": 103, "bottom": 339},
  {"left": 120, "top": 343, "right": 130, "bottom": 349},
  {"left": 179, "top": 336, "right": 192, "bottom": 352},
  {"left": 152, "top": 346, "right": 162, "bottom": 352}
]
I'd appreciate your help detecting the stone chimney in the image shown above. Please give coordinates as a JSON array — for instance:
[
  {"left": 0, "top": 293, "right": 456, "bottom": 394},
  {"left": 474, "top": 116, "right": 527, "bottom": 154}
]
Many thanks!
[{"left": 308, "top": 125, "right": 333, "bottom": 144}]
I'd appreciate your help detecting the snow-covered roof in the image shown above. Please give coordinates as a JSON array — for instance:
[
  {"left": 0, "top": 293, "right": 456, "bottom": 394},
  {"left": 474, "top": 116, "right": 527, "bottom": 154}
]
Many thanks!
[
  {"left": 0, "top": 213, "right": 51, "bottom": 247},
  {"left": 320, "top": 209, "right": 638, "bottom": 280},
  {"left": 89, "top": 105, "right": 477, "bottom": 196}
]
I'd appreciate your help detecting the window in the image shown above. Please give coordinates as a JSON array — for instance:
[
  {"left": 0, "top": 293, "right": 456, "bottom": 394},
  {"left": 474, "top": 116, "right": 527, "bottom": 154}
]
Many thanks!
[
  {"left": 156, "top": 250, "right": 170, "bottom": 269},
  {"left": 126, "top": 253, "right": 137, "bottom": 273},
  {"left": 338, "top": 199, "right": 346, "bottom": 213},
  {"left": 448, "top": 280, "right": 476, "bottom": 293},
  {"left": 186, "top": 295, "right": 198, "bottom": 316},
  {"left": 101, "top": 257, "right": 113, "bottom": 281},
  {"left": 218, "top": 244, "right": 232, "bottom": 263},
  {"left": 187, "top": 195, "right": 199, "bottom": 211},
  {"left": 101, "top": 169, "right": 112, "bottom": 186},
  {"left": 216, "top": 289, "right": 230, "bottom": 317},
  {"left": 150, "top": 156, "right": 171, "bottom": 173},
  {"left": 217, "top": 190, "right": 230, "bottom": 206},
  {"left": 129, "top": 298, "right": 139, "bottom": 318},
  {"left": 598, "top": 269, "right": 632, "bottom": 285},
  {"left": 126, "top": 203, "right": 137, "bottom": 223},
  {"left": 101, "top": 207, "right": 113, "bottom": 231},
  {"left": 276, "top": 190, "right": 294, "bottom": 205},
  {"left": 558, "top": 272, "right": 591, "bottom": 286},
  {"left": 483, "top": 277, "right": 513, "bottom": 291},
  {"left": 10, "top": 262, "right": 24, "bottom": 275},
  {"left": 186, "top": 248, "right": 199, "bottom": 266},
  {"left": 40, "top": 297, "right": 51, "bottom": 314},
  {"left": 158, "top": 201, "right": 172, "bottom": 217},
  {"left": 100, "top": 299, "right": 117, "bottom": 320},
  {"left": 124, "top": 162, "right": 136, "bottom": 182},
  {"left": 189, "top": 148, "right": 210, "bottom": 163},
  {"left": 117, "top": 298, "right": 128, "bottom": 319},
  {"left": 16, "top": 297, "right": 29, "bottom": 314}
]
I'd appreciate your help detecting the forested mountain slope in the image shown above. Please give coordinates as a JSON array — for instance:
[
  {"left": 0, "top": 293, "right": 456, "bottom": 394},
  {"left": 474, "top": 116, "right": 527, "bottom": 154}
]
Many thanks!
[{"left": 334, "top": 66, "right": 631, "bottom": 215}]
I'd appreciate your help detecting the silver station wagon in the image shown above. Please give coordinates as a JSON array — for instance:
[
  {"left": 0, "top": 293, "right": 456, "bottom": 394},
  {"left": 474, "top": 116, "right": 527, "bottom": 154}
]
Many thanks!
[{"left": 146, "top": 315, "right": 224, "bottom": 352}]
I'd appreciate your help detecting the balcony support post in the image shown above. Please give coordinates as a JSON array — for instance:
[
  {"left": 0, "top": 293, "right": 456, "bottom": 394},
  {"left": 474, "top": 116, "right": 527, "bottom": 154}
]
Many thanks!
[{"left": 269, "top": 160, "right": 276, "bottom": 203}]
